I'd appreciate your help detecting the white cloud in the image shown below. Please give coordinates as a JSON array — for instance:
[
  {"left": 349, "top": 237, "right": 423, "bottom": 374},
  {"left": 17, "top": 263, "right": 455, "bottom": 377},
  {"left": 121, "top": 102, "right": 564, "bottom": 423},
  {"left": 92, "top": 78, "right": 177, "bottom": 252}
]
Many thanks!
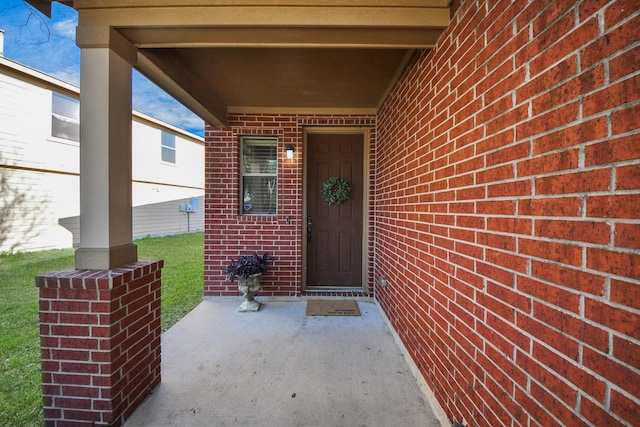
[
  {"left": 52, "top": 18, "right": 77, "bottom": 40},
  {"left": 51, "top": 66, "right": 80, "bottom": 86},
  {"left": 133, "top": 72, "right": 204, "bottom": 136},
  {"left": 135, "top": 97, "right": 205, "bottom": 137}
]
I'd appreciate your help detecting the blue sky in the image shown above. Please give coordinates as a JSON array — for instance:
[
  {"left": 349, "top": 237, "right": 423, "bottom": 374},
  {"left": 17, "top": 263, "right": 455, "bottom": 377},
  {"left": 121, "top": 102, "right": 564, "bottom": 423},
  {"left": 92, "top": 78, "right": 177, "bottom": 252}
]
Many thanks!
[{"left": 0, "top": 0, "right": 204, "bottom": 136}]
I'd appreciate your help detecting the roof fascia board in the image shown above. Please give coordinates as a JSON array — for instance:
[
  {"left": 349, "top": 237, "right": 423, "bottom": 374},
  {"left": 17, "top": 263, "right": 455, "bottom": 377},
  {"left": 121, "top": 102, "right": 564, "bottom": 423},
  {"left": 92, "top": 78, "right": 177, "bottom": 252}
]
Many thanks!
[
  {"left": 72, "top": 1, "right": 450, "bottom": 8},
  {"left": 118, "top": 26, "right": 444, "bottom": 49},
  {"left": 75, "top": 6, "right": 450, "bottom": 35},
  {"left": 0, "top": 56, "right": 78, "bottom": 97}
]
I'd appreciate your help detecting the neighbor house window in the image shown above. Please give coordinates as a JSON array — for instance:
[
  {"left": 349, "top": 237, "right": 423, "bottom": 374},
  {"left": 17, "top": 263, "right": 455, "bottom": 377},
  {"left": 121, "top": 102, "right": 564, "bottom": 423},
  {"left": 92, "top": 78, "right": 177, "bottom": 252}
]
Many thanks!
[
  {"left": 51, "top": 93, "right": 79, "bottom": 142},
  {"left": 161, "top": 131, "right": 176, "bottom": 163},
  {"left": 240, "top": 136, "right": 277, "bottom": 215}
]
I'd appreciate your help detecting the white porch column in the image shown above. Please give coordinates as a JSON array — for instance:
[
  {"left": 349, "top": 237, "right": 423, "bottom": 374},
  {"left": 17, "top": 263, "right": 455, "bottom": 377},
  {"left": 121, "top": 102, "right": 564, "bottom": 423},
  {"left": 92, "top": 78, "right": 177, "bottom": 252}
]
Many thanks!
[{"left": 75, "top": 47, "right": 137, "bottom": 269}]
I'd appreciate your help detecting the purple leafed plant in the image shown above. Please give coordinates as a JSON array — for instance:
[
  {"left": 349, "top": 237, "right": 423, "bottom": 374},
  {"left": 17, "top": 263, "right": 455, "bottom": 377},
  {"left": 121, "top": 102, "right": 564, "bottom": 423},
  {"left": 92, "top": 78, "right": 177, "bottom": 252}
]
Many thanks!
[{"left": 223, "top": 252, "right": 272, "bottom": 281}]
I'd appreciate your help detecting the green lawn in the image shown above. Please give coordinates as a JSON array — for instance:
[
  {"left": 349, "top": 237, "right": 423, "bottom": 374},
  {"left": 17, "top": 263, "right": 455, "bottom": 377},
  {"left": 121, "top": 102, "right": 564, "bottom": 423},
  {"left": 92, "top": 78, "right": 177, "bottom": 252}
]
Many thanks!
[{"left": 0, "top": 232, "right": 204, "bottom": 427}]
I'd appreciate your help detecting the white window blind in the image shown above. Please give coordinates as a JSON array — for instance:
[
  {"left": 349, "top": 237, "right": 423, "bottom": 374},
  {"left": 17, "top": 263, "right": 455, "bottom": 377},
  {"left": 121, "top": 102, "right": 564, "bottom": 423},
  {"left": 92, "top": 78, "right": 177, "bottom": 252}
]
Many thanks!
[
  {"left": 240, "top": 136, "right": 277, "bottom": 215},
  {"left": 161, "top": 131, "right": 176, "bottom": 163},
  {"left": 51, "top": 93, "right": 79, "bottom": 142}
]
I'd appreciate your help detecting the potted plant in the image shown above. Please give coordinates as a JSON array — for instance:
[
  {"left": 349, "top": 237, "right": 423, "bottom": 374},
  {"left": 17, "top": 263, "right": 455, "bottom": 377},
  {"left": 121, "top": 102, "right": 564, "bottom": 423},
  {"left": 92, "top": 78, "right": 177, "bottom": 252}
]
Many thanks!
[{"left": 223, "top": 252, "right": 272, "bottom": 312}]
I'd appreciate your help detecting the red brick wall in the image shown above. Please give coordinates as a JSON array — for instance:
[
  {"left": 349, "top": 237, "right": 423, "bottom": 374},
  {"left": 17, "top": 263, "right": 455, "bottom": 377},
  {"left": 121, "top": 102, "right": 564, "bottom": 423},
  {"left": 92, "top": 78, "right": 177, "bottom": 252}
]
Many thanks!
[
  {"left": 204, "top": 113, "right": 376, "bottom": 297},
  {"left": 38, "top": 261, "right": 163, "bottom": 426},
  {"left": 375, "top": 0, "right": 639, "bottom": 425}
]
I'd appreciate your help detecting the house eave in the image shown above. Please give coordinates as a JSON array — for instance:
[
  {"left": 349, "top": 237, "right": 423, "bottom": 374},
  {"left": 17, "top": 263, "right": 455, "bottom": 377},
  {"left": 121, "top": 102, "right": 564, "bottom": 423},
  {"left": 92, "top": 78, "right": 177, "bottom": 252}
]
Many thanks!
[{"left": 29, "top": 0, "right": 451, "bottom": 129}]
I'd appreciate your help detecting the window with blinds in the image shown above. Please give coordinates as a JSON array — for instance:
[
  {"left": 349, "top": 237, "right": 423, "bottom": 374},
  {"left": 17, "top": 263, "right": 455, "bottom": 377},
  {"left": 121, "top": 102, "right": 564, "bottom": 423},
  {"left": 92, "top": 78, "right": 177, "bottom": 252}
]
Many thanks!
[
  {"left": 240, "top": 136, "right": 278, "bottom": 215},
  {"left": 161, "top": 131, "right": 176, "bottom": 163},
  {"left": 51, "top": 93, "right": 79, "bottom": 142}
]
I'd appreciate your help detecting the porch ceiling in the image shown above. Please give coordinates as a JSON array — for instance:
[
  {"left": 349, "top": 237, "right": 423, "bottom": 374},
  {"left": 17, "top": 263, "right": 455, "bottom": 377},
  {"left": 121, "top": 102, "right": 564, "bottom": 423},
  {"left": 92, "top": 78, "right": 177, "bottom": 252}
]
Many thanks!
[{"left": 31, "top": 0, "right": 451, "bottom": 127}]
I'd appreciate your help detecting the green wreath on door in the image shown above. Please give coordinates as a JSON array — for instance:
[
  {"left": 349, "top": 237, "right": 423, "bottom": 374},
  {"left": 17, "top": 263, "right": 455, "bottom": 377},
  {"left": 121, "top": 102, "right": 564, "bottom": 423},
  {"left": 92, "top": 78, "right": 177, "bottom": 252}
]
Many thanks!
[{"left": 321, "top": 177, "right": 351, "bottom": 206}]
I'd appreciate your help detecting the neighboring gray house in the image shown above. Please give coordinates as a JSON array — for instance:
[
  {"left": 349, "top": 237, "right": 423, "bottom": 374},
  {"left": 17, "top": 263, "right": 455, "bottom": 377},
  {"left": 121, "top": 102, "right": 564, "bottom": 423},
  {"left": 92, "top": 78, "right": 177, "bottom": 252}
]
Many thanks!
[{"left": 0, "top": 54, "right": 204, "bottom": 253}]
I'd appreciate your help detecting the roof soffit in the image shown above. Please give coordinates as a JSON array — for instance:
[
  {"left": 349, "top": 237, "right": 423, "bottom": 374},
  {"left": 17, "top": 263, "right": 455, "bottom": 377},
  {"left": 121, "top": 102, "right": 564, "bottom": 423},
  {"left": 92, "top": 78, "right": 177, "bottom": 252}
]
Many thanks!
[{"left": 58, "top": 1, "right": 451, "bottom": 127}]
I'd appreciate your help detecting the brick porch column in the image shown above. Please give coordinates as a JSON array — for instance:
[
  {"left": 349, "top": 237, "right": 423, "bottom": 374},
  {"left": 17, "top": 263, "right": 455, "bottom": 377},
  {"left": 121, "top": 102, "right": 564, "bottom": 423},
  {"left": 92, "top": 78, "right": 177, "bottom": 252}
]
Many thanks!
[{"left": 37, "top": 260, "right": 163, "bottom": 427}]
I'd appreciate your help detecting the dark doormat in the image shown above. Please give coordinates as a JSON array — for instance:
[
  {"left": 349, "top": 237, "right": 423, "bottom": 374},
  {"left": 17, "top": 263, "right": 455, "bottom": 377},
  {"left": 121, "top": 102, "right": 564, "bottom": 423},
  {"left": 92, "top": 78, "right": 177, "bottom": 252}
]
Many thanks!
[{"left": 305, "top": 299, "right": 361, "bottom": 316}]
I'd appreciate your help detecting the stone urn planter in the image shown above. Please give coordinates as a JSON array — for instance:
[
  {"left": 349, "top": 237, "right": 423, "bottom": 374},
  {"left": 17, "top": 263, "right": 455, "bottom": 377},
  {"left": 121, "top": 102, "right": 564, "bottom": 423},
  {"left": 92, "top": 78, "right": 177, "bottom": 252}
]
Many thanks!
[
  {"left": 237, "top": 274, "right": 262, "bottom": 312},
  {"left": 222, "top": 253, "right": 272, "bottom": 312}
]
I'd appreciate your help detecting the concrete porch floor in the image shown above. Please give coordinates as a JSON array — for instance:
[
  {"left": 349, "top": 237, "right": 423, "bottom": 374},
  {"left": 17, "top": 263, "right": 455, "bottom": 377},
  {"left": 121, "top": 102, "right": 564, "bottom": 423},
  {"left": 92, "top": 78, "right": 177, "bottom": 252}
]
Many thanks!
[{"left": 125, "top": 298, "right": 445, "bottom": 427}]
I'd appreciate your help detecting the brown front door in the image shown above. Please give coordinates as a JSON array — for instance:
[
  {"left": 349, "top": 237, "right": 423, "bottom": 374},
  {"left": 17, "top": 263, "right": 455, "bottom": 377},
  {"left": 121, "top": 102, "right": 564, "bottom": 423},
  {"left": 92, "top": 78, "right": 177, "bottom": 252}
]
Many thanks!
[{"left": 305, "top": 131, "right": 364, "bottom": 288}]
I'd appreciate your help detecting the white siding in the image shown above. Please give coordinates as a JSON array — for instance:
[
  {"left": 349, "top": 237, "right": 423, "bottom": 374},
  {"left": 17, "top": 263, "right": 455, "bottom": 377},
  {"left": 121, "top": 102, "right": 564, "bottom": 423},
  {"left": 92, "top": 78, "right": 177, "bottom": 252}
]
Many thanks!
[
  {"left": 132, "top": 121, "right": 205, "bottom": 207},
  {"left": 0, "top": 58, "right": 204, "bottom": 253},
  {"left": 0, "top": 168, "right": 76, "bottom": 252},
  {"left": 0, "top": 71, "right": 53, "bottom": 170},
  {"left": 60, "top": 195, "right": 204, "bottom": 246}
]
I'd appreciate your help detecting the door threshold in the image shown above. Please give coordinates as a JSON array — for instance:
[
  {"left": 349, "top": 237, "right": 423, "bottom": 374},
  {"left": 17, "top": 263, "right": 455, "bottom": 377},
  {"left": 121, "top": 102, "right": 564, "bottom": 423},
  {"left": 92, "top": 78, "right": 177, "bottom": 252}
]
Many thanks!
[{"left": 303, "top": 287, "right": 372, "bottom": 298}]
